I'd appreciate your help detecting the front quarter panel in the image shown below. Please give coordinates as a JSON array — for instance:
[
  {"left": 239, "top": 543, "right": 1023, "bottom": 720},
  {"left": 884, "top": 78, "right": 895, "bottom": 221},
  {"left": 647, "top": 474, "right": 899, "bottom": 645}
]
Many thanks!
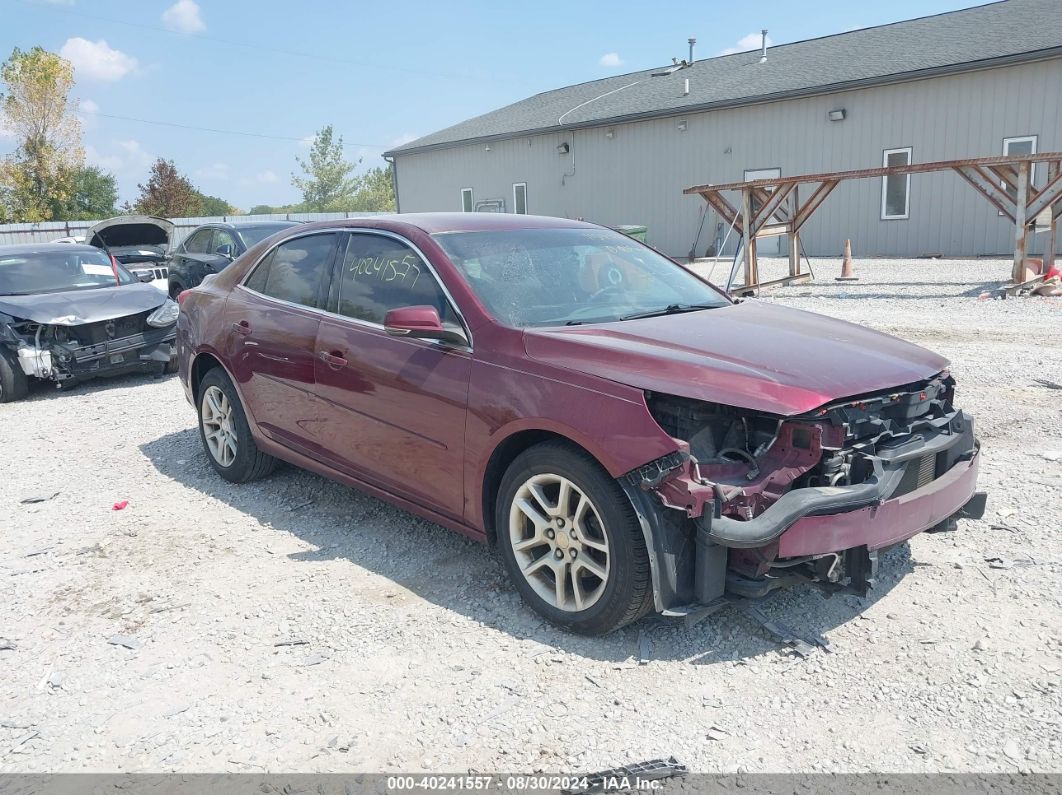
[{"left": 464, "top": 326, "right": 679, "bottom": 531}]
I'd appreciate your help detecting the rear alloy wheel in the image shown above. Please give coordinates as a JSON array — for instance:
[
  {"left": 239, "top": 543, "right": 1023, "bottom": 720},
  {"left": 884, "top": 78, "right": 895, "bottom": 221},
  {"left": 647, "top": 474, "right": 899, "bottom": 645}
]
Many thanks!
[
  {"left": 497, "top": 441, "right": 654, "bottom": 635},
  {"left": 196, "top": 368, "right": 277, "bottom": 482}
]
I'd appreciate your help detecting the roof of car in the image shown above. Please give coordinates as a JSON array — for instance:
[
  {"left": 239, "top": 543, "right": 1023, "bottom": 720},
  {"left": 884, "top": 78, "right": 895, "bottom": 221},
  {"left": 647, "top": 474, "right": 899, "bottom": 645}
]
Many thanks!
[
  {"left": 198, "top": 221, "right": 303, "bottom": 231},
  {"left": 302, "top": 213, "right": 597, "bottom": 235},
  {"left": 0, "top": 243, "right": 103, "bottom": 256}
]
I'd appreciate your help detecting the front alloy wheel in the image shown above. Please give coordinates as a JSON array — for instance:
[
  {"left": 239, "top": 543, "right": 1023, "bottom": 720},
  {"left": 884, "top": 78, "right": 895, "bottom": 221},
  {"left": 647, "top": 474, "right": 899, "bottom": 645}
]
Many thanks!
[
  {"left": 509, "top": 474, "right": 610, "bottom": 612},
  {"left": 496, "top": 441, "right": 654, "bottom": 635}
]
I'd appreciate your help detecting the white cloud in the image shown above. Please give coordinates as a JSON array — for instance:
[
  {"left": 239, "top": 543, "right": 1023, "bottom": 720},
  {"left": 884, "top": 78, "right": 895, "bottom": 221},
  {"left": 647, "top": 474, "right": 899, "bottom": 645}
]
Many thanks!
[
  {"left": 389, "top": 132, "right": 419, "bottom": 148},
  {"left": 195, "top": 162, "right": 230, "bottom": 180},
  {"left": 256, "top": 170, "right": 278, "bottom": 184},
  {"left": 80, "top": 98, "right": 100, "bottom": 114},
  {"left": 162, "top": 0, "right": 205, "bottom": 33},
  {"left": 117, "top": 139, "right": 154, "bottom": 170},
  {"left": 60, "top": 38, "right": 138, "bottom": 82},
  {"left": 718, "top": 32, "right": 772, "bottom": 56},
  {"left": 85, "top": 144, "right": 123, "bottom": 171},
  {"left": 599, "top": 52, "right": 623, "bottom": 68}
]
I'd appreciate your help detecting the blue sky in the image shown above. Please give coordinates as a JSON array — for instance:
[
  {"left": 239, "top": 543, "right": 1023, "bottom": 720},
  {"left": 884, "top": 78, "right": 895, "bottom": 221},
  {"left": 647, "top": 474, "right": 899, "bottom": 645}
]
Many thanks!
[{"left": 1, "top": 0, "right": 980, "bottom": 209}]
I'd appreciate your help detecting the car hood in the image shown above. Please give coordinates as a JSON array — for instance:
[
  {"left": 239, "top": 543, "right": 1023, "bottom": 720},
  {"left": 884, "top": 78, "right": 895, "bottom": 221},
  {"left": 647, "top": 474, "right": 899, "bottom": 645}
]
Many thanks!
[
  {"left": 87, "top": 215, "right": 174, "bottom": 250},
  {"left": 0, "top": 283, "right": 168, "bottom": 326},
  {"left": 522, "top": 301, "right": 948, "bottom": 416}
]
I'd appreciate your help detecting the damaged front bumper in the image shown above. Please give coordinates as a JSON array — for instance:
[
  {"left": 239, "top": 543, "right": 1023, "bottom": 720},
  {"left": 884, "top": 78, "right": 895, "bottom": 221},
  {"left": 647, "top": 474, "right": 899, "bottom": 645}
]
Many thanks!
[
  {"left": 624, "top": 376, "right": 986, "bottom": 612},
  {"left": 14, "top": 327, "right": 176, "bottom": 384}
]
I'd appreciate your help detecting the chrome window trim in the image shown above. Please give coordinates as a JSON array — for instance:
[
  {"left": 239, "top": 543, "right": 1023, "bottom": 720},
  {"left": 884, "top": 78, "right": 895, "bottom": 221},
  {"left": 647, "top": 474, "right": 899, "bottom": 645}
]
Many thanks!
[{"left": 238, "top": 227, "right": 474, "bottom": 351}]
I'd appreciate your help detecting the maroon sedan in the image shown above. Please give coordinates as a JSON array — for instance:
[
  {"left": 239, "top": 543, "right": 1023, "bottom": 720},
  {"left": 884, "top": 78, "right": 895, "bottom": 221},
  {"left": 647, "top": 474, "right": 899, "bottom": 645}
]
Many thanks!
[{"left": 176, "top": 214, "right": 985, "bottom": 635}]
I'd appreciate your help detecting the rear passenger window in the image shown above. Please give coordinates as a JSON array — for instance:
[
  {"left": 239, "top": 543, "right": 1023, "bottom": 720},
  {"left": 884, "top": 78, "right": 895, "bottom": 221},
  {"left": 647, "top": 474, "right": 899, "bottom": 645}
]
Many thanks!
[
  {"left": 335, "top": 233, "right": 455, "bottom": 325},
  {"left": 244, "top": 233, "right": 336, "bottom": 309}
]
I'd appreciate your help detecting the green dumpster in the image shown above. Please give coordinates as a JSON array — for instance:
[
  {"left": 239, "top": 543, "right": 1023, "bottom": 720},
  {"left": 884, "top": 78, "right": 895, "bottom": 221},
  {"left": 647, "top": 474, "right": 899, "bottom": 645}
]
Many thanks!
[{"left": 611, "top": 225, "right": 647, "bottom": 243}]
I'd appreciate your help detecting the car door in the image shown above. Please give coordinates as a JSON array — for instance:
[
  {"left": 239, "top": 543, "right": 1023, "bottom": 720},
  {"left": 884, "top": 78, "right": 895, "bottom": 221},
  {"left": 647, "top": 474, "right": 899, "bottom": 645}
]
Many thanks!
[
  {"left": 224, "top": 231, "right": 339, "bottom": 457},
  {"left": 313, "top": 230, "right": 472, "bottom": 519}
]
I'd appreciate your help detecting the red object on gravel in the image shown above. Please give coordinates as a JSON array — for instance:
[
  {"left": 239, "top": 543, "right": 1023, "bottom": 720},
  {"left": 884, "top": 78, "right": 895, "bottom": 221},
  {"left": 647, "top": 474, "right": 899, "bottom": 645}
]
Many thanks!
[{"left": 112, "top": 500, "right": 129, "bottom": 511}]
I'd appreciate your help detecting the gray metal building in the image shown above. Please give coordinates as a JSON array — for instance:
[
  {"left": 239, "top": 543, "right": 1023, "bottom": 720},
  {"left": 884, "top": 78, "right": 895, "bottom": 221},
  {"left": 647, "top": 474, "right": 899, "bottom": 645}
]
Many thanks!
[{"left": 385, "top": 0, "right": 1062, "bottom": 259}]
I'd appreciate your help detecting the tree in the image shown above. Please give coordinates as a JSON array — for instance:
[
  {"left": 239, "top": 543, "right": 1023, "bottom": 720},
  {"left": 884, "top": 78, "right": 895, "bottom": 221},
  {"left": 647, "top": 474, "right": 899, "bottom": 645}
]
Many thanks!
[
  {"left": 195, "top": 193, "right": 234, "bottom": 216},
  {"left": 348, "top": 164, "right": 395, "bottom": 212},
  {"left": 133, "top": 158, "right": 203, "bottom": 217},
  {"left": 53, "top": 165, "right": 118, "bottom": 220},
  {"left": 291, "top": 125, "right": 357, "bottom": 211},
  {"left": 0, "top": 46, "right": 84, "bottom": 222}
]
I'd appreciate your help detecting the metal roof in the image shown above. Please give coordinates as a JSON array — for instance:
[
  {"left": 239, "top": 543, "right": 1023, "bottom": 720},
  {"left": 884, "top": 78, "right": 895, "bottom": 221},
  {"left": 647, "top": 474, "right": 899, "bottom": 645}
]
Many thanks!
[{"left": 387, "top": 0, "right": 1062, "bottom": 156}]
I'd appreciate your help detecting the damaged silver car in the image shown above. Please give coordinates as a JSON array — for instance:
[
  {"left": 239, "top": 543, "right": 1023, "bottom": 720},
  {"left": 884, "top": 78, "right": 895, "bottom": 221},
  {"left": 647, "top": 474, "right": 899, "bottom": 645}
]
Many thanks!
[{"left": 0, "top": 243, "right": 179, "bottom": 403}]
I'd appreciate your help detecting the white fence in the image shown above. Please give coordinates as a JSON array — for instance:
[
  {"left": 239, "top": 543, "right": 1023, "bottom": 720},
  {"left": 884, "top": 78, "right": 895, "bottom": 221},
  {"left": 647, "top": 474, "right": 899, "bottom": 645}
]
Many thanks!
[{"left": 0, "top": 212, "right": 390, "bottom": 248}]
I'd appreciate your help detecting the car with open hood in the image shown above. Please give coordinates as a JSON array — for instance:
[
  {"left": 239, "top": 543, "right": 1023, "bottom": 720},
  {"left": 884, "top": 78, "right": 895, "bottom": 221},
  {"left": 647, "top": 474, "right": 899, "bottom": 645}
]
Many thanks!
[
  {"left": 176, "top": 213, "right": 985, "bottom": 635},
  {"left": 0, "top": 243, "right": 179, "bottom": 402},
  {"left": 87, "top": 215, "right": 174, "bottom": 289}
]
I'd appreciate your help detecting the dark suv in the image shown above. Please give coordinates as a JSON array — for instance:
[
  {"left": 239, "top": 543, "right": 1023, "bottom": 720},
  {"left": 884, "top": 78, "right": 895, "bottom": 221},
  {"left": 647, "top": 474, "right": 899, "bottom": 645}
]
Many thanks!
[{"left": 167, "top": 221, "right": 301, "bottom": 298}]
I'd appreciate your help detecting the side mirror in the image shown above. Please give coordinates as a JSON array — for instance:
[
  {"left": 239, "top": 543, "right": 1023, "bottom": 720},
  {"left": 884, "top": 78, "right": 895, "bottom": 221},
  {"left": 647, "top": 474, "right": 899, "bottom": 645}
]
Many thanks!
[
  {"left": 383, "top": 306, "right": 467, "bottom": 347},
  {"left": 215, "top": 244, "right": 234, "bottom": 260},
  {"left": 137, "top": 271, "right": 155, "bottom": 283}
]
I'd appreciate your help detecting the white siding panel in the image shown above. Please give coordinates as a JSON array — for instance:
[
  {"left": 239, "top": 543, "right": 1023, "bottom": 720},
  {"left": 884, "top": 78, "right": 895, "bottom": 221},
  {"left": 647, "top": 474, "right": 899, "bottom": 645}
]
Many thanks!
[{"left": 395, "top": 58, "right": 1062, "bottom": 258}]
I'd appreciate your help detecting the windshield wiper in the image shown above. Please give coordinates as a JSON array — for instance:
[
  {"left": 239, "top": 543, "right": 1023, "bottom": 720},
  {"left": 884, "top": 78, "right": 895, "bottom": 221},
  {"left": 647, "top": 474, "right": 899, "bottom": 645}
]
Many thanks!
[{"left": 620, "top": 303, "right": 718, "bottom": 321}]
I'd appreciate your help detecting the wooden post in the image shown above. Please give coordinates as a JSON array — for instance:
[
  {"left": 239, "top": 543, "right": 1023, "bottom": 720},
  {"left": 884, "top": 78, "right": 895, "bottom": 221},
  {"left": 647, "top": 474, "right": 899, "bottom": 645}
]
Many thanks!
[
  {"left": 741, "top": 187, "right": 755, "bottom": 289},
  {"left": 1045, "top": 161, "right": 1059, "bottom": 273},
  {"left": 1013, "top": 161, "right": 1030, "bottom": 283},
  {"left": 788, "top": 185, "right": 800, "bottom": 278}
]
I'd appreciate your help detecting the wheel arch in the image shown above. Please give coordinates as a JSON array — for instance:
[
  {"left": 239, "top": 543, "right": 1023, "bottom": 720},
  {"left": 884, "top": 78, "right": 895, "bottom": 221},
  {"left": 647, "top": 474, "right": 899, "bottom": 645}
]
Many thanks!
[
  {"left": 480, "top": 428, "right": 603, "bottom": 546},
  {"left": 189, "top": 350, "right": 225, "bottom": 400}
]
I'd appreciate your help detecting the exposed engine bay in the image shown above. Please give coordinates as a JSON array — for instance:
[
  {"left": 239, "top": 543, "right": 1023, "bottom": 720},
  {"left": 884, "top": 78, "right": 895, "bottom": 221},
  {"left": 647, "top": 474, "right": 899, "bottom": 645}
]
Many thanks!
[
  {"left": 623, "top": 372, "right": 985, "bottom": 611},
  {"left": 1, "top": 309, "right": 176, "bottom": 386}
]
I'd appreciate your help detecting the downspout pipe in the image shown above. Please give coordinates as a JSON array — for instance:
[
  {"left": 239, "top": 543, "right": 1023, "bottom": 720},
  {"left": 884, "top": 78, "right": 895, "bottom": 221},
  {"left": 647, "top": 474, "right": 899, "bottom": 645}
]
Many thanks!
[{"left": 383, "top": 155, "right": 400, "bottom": 213}]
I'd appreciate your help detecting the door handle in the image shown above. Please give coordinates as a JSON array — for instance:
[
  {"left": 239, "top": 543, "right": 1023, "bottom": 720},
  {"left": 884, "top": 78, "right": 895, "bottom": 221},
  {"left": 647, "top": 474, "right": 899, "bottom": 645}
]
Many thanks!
[
  {"left": 318, "top": 350, "right": 348, "bottom": 368},
  {"left": 231, "top": 321, "right": 251, "bottom": 336}
]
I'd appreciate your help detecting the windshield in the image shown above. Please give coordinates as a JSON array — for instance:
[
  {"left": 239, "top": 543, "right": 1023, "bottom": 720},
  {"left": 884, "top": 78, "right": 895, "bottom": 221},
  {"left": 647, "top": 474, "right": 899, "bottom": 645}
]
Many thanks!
[
  {"left": 433, "top": 227, "right": 730, "bottom": 327},
  {"left": 238, "top": 225, "right": 296, "bottom": 249},
  {"left": 0, "top": 249, "right": 137, "bottom": 295}
]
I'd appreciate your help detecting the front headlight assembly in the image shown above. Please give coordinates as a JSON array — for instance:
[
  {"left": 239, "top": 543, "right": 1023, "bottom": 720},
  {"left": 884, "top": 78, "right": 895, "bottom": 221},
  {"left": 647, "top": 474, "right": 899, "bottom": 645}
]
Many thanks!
[{"left": 146, "top": 299, "right": 180, "bottom": 328}]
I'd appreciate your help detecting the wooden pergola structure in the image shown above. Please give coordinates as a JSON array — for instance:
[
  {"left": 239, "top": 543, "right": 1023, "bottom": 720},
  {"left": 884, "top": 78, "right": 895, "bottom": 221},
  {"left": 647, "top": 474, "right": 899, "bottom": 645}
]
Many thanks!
[{"left": 684, "top": 152, "right": 1062, "bottom": 293}]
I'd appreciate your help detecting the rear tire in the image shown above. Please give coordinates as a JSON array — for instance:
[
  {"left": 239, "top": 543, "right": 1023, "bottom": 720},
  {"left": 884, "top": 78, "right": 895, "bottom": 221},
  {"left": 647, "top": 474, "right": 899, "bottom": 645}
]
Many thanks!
[
  {"left": 196, "top": 367, "right": 277, "bottom": 483},
  {"left": 496, "top": 440, "right": 654, "bottom": 635},
  {"left": 168, "top": 281, "right": 184, "bottom": 300},
  {"left": 0, "top": 349, "right": 29, "bottom": 404}
]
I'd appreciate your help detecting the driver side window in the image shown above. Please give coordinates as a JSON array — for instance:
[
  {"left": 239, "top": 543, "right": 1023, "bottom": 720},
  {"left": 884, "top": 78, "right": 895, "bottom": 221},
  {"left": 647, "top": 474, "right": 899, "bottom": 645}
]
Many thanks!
[
  {"left": 185, "top": 229, "right": 213, "bottom": 254},
  {"left": 333, "top": 233, "right": 456, "bottom": 326}
]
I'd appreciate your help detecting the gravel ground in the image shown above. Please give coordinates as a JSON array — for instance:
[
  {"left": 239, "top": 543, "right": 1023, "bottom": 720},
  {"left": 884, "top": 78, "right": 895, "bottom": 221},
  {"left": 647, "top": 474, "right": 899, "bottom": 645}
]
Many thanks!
[{"left": 1, "top": 258, "right": 1060, "bottom": 775}]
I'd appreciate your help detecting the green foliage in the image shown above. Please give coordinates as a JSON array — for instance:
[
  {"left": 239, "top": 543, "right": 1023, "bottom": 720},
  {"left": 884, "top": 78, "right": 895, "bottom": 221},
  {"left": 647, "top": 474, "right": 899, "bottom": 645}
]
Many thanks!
[
  {"left": 133, "top": 159, "right": 203, "bottom": 218},
  {"left": 291, "top": 125, "right": 358, "bottom": 211},
  {"left": 53, "top": 165, "right": 118, "bottom": 220},
  {"left": 196, "top": 193, "right": 234, "bottom": 216},
  {"left": 288, "top": 125, "right": 395, "bottom": 213},
  {"left": 0, "top": 46, "right": 83, "bottom": 222}
]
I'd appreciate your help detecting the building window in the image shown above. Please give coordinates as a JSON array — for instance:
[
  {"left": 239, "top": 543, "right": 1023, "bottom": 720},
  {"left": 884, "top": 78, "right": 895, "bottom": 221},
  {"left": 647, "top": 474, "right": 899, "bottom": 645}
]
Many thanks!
[
  {"left": 881, "top": 147, "right": 912, "bottom": 220},
  {"left": 1002, "top": 135, "right": 1037, "bottom": 199},
  {"left": 461, "top": 188, "right": 474, "bottom": 213},
  {"left": 513, "top": 183, "right": 527, "bottom": 214}
]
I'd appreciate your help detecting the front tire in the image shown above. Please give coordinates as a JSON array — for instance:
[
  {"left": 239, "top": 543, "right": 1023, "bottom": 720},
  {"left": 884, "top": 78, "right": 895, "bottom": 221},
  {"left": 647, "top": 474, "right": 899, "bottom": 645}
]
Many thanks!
[
  {"left": 0, "top": 348, "right": 29, "bottom": 404},
  {"left": 197, "top": 368, "right": 277, "bottom": 483},
  {"left": 496, "top": 441, "right": 654, "bottom": 635}
]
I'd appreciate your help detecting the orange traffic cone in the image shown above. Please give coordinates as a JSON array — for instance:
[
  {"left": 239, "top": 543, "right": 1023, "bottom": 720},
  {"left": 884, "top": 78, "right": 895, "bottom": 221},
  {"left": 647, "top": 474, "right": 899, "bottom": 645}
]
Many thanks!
[{"left": 836, "top": 239, "right": 858, "bottom": 281}]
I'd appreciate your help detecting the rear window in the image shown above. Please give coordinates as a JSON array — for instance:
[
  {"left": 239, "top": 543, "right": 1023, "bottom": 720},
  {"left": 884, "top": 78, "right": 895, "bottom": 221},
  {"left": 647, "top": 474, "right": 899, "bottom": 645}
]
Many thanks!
[
  {"left": 244, "top": 233, "right": 337, "bottom": 309},
  {"left": 0, "top": 249, "right": 135, "bottom": 295}
]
